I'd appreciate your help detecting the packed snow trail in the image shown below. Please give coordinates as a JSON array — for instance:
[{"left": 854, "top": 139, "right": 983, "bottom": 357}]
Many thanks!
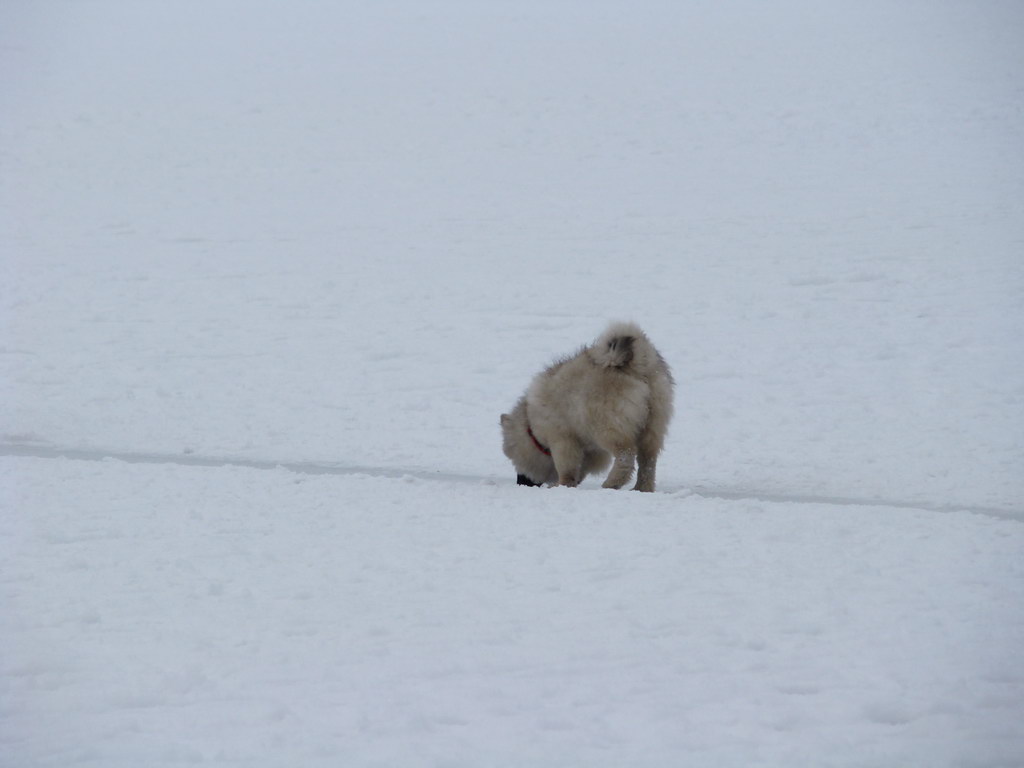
[{"left": 3, "top": 441, "right": 1019, "bottom": 521}]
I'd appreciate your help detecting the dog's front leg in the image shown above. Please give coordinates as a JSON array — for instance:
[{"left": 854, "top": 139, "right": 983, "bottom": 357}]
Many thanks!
[{"left": 550, "top": 440, "right": 584, "bottom": 487}]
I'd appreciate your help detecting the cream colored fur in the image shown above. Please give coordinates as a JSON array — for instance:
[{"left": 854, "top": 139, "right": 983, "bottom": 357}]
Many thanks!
[{"left": 500, "top": 322, "right": 674, "bottom": 492}]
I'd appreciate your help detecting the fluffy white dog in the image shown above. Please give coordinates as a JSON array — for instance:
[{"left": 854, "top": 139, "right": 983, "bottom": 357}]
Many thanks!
[{"left": 501, "top": 322, "right": 674, "bottom": 492}]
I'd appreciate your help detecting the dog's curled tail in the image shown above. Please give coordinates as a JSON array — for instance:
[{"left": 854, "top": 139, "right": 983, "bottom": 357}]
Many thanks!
[{"left": 590, "top": 321, "right": 645, "bottom": 369}]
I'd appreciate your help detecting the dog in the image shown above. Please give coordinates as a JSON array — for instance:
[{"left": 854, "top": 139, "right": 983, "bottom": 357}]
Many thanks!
[{"left": 500, "top": 322, "right": 673, "bottom": 492}]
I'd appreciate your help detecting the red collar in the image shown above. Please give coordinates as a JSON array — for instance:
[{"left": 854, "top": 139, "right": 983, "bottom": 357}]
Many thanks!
[{"left": 527, "top": 424, "right": 551, "bottom": 456}]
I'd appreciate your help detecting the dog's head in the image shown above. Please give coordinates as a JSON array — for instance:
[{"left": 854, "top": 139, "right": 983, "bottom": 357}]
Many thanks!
[{"left": 500, "top": 404, "right": 555, "bottom": 487}]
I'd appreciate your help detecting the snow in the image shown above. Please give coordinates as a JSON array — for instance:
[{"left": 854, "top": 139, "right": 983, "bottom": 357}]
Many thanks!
[
  {"left": 2, "top": 1, "right": 1023, "bottom": 765},
  {"left": 5, "top": 458, "right": 1024, "bottom": 767}
]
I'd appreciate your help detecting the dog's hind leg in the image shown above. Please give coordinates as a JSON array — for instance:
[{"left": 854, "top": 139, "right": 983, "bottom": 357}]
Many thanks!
[
  {"left": 633, "top": 438, "right": 658, "bottom": 492},
  {"left": 633, "top": 378, "right": 672, "bottom": 492},
  {"left": 602, "top": 447, "right": 636, "bottom": 489},
  {"left": 550, "top": 439, "right": 585, "bottom": 487},
  {"left": 631, "top": 422, "right": 665, "bottom": 491}
]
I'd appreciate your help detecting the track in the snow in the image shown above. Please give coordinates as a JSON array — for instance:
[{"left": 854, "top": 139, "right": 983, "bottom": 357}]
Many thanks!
[{"left": 2, "top": 442, "right": 1020, "bottom": 521}]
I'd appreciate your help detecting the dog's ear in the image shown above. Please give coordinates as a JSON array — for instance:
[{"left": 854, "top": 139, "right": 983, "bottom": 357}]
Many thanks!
[
  {"left": 500, "top": 413, "right": 510, "bottom": 426},
  {"left": 517, "top": 473, "right": 541, "bottom": 487}
]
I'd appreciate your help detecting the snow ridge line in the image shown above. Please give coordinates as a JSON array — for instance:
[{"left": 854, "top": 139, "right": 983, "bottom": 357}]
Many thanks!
[{"left": 2, "top": 442, "right": 1020, "bottom": 521}]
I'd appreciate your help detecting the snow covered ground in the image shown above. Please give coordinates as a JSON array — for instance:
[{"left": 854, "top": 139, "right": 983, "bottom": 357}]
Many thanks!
[
  {"left": 2, "top": 1, "right": 1023, "bottom": 765},
  {"left": 4, "top": 458, "right": 1024, "bottom": 767}
]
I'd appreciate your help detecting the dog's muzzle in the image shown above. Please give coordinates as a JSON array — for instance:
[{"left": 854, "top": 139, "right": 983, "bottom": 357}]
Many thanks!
[{"left": 517, "top": 473, "right": 541, "bottom": 487}]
